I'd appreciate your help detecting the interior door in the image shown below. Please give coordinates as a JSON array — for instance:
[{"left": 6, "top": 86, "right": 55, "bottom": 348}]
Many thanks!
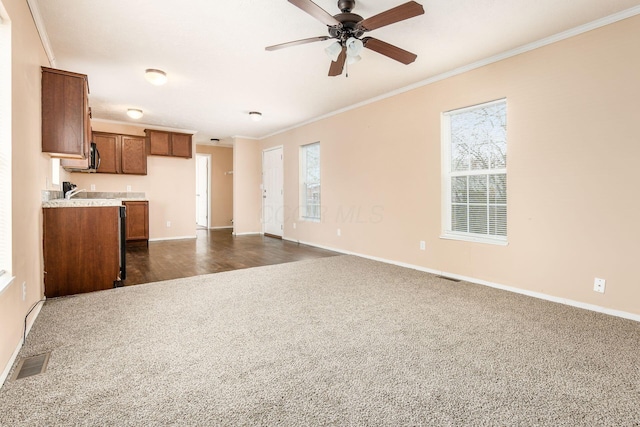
[
  {"left": 196, "top": 154, "right": 209, "bottom": 228},
  {"left": 263, "top": 147, "right": 284, "bottom": 237}
]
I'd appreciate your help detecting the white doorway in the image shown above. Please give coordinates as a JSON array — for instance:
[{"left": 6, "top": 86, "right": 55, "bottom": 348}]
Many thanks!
[
  {"left": 262, "top": 146, "right": 284, "bottom": 237},
  {"left": 196, "top": 154, "right": 211, "bottom": 228}
]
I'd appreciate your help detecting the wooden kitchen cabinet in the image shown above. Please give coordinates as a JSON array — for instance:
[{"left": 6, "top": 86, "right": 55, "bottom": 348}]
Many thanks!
[
  {"left": 145, "top": 129, "right": 193, "bottom": 158},
  {"left": 93, "top": 131, "right": 147, "bottom": 175},
  {"left": 93, "top": 132, "right": 118, "bottom": 173},
  {"left": 121, "top": 136, "right": 147, "bottom": 174},
  {"left": 146, "top": 130, "right": 170, "bottom": 156},
  {"left": 123, "top": 201, "right": 149, "bottom": 244},
  {"left": 43, "top": 206, "right": 121, "bottom": 297},
  {"left": 170, "top": 132, "right": 192, "bottom": 158},
  {"left": 42, "top": 67, "right": 91, "bottom": 159}
]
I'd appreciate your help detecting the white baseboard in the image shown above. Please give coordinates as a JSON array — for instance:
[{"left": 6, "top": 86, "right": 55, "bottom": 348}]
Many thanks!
[
  {"left": 148, "top": 235, "right": 197, "bottom": 242},
  {"left": 0, "top": 298, "right": 46, "bottom": 388},
  {"left": 283, "top": 237, "right": 640, "bottom": 323},
  {"left": 210, "top": 226, "right": 233, "bottom": 230}
]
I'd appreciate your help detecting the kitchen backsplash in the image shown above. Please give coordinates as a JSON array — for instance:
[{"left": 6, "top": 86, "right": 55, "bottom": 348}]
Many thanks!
[
  {"left": 41, "top": 190, "right": 64, "bottom": 201},
  {"left": 42, "top": 191, "right": 146, "bottom": 201}
]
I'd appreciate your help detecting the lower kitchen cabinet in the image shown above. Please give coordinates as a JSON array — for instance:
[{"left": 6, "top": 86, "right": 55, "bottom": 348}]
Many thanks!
[
  {"left": 123, "top": 200, "right": 149, "bottom": 244},
  {"left": 43, "top": 206, "right": 122, "bottom": 297}
]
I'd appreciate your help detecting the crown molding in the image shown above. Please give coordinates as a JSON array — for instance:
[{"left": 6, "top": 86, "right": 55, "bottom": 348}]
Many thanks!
[
  {"left": 26, "top": 0, "right": 56, "bottom": 67},
  {"left": 260, "top": 5, "right": 640, "bottom": 140},
  {"left": 91, "top": 118, "right": 197, "bottom": 134}
]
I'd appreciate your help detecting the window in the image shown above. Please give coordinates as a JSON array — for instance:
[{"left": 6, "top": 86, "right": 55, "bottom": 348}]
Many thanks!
[
  {"left": 51, "top": 158, "right": 60, "bottom": 186},
  {"left": 0, "top": 6, "right": 12, "bottom": 290},
  {"left": 300, "top": 142, "right": 320, "bottom": 221},
  {"left": 442, "top": 99, "right": 507, "bottom": 244}
]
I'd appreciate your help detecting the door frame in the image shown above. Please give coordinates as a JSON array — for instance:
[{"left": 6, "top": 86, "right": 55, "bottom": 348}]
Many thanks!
[
  {"left": 262, "top": 146, "right": 284, "bottom": 237},
  {"left": 195, "top": 153, "right": 211, "bottom": 229}
]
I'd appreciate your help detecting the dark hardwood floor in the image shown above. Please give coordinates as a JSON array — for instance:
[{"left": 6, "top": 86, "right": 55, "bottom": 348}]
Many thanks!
[{"left": 123, "top": 228, "right": 339, "bottom": 286}]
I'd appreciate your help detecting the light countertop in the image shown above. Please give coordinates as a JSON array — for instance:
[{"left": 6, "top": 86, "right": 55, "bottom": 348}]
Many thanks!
[
  {"left": 43, "top": 199, "right": 124, "bottom": 208},
  {"left": 42, "top": 191, "right": 147, "bottom": 208}
]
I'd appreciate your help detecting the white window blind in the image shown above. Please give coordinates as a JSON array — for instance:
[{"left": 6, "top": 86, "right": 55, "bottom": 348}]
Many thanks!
[
  {"left": 0, "top": 9, "right": 12, "bottom": 288},
  {"left": 300, "top": 142, "right": 320, "bottom": 220},
  {"left": 51, "top": 158, "right": 60, "bottom": 186},
  {"left": 442, "top": 99, "right": 507, "bottom": 244}
]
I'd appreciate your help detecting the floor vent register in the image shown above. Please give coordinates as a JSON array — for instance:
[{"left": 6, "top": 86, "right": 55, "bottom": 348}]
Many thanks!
[{"left": 11, "top": 352, "right": 51, "bottom": 381}]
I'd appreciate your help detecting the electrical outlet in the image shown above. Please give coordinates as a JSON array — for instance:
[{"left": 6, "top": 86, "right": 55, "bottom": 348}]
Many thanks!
[
  {"left": 22, "top": 282, "right": 26, "bottom": 301},
  {"left": 337, "top": 228, "right": 341, "bottom": 237},
  {"left": 420, "top": 241, "right": 426, "bottom": 250},
  {"left": 594, "top": 278, "right": 606, "bottom": 293},
  {"left": 126, "top": 185, "right": 132, "bottom": 192},
  {"left": 90, "top": 184, "right": 96, "bottom": 191},
  {"left": 292, "top": 222, "right": 296, "bottom": 229},
  {"left": 166, "top": 221, "right": 171, "bottom": 228}
]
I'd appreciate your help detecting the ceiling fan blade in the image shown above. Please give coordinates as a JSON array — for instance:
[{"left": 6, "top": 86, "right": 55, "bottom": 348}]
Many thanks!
[
  {"left": 357, "top": 1, "right": 425, "bottom": 32},
  {"left": 265, "top": 36, "right": 330, "bottom": 51},
  {"left": 288, "top": 0, "right": 341, "bottom": 27},
  {"left": 362, "top": 37, "right": 417, "bottom": 64},
  {"left": 328, "top": 46, "right": 347, "bottom": 76}
]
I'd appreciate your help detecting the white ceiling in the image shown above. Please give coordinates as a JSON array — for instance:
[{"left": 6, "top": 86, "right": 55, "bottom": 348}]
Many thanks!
[{"left": 31, "top": 0, "right": 640, "bottom": 145}]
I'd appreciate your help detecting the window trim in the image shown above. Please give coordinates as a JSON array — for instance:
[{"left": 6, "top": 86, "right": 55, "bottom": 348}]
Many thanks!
[
  {"left": 440, "top": 98, "right": 508, "bottom": 246},
  {"left": 300, "top": 142, "right": 320, "bottom": 222},
  {"left": 0, "top": 4, "right": 13, "bottom": 293}
]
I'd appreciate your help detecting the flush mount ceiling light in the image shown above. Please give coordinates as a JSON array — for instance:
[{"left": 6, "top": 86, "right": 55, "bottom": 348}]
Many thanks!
[
  {"left": 144, "top": 69, "right": 167, "bottom": 85},
  {"left": 127, "top": 108, "right": 143, "bottom": 119},
  {"left": 249, "top": 111, "right": 263, "bottom": 122}
]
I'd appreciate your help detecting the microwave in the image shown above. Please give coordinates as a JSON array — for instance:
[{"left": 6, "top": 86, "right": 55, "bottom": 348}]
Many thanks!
[{"left": 61, "top": 142, "right": 101, "bottom": 172}]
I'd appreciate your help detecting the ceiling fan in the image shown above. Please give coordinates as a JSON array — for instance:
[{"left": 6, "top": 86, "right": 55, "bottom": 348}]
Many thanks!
[{"left": 266, "top": 0, "right": 425, "bottom": 76}]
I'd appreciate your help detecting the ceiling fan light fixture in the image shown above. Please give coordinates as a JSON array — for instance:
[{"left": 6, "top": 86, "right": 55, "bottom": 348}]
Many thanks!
[
  {"left": 346, "top": 37, "right": 364, "bottom": 57},
  {"left": 249, "top": 111, "right": 263, "bottom": 122},
  {"left": 325, "top": 41, "right": 343, "bottom": 62},
  {"left": 145, "top": 68, "right": 168, "bottom": 85},
  {"left": 347, "top": 55, "right": 361, "bottom": 65},
  {"left": 127, "top": 108, "right": 143, "bottom": 119}
]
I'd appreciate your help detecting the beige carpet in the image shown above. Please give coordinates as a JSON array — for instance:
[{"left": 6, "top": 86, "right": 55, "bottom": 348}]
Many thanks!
[{"left": 0, "top": 255, "right": 638, "bottom": 426}]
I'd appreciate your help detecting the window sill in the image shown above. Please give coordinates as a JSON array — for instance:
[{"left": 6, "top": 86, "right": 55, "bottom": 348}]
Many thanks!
[
  {"left": 300, "top": 217, "right": 321, "bottom": 223},
  {"left": 0, "top": 273, "right": 15, "bottom": 296},
  {"left": 440, "top": 233, "right": 508, "bottom": 246}
]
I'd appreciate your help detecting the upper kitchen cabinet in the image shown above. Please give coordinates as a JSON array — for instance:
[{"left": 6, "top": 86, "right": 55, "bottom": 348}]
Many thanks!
[
  {"left": 121, "top": 136, "right": 147, "bottom": 174},
  {"left": 93, "top": 132, "right": 118, "bottom": 173},
  {"left": 170, "top": 132, "right": 192, "bottom": 158},
  {"left": 41, "top": 67, "right": 91, "bottom": 159},
  {"left": 145, "top": 129, "right": 193, "bottom": 159},
  {"left": 93, "top": 131, "right": 147, "bottom": 175}
]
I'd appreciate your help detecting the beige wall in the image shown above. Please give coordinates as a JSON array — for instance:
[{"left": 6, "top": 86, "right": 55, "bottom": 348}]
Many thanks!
[
  {"left": 2, "top": 0, "right": 638, "bottom": 386},
  {"left": 0, "top": 0, "right": 51, "bottom": 383},
  {"left": 195, "top": 145, "right": 233, "bottom": 228},
  {"left": 232, "top": 138, "right": 262, "bottom": 234},
  {"left": 70, "top": 121, "right": 196, "bottom": 240},
  {"left": 262, "top": 15, "right": 640, "bottom": 317}
]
